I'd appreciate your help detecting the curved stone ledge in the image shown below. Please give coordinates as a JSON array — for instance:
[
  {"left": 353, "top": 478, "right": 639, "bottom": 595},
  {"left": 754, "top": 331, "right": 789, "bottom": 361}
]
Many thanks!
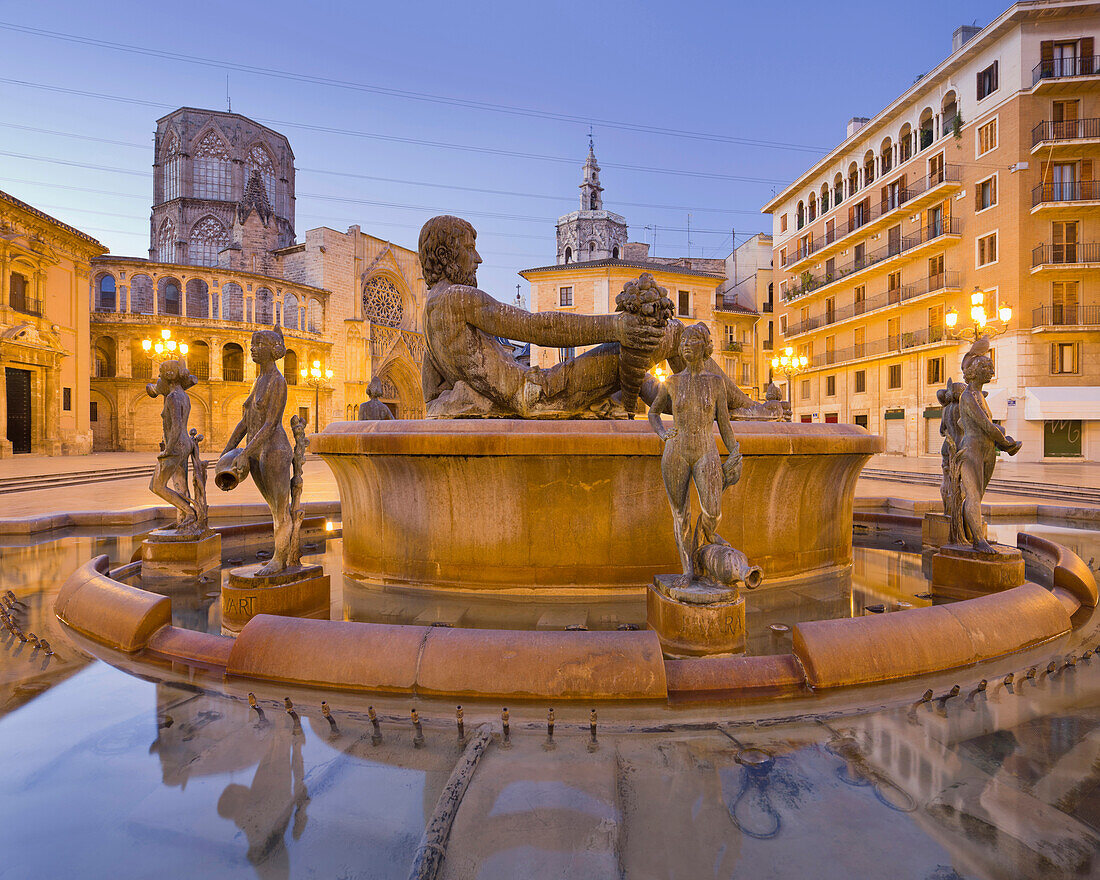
[
  {"left": 792, "top": 583, "right": 1072, "bottom": 689},
  {"left": 314, "top": 419, "right": 882, "bottom": 591},
  {"left": 1018, "top": 531, "right": 1099, "bottom": 608},
  {"left": 56, "top": 555, "right": 171, "bottom": 653}
]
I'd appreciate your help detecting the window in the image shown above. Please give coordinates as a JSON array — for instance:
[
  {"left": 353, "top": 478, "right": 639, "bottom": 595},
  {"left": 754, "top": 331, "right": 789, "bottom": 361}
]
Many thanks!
[
  {"left": 163, "top": 281, "right": 181, "bottom": 316},
  {"left": 780, "top": 247, "right": 787, "bottom": 266},
  {"left": 188, "top": 216, "right": 229, "bottom": 267},
  {"left": 90, "top": 401, "right": 98, "bottom": 422},
  {"left": 976, "top": 175, "right": 998, "bottom": 211},
  {"left": 741, "top": 363, "right": 751, "bottom": 384},
  {"left": 854, "top": 326, "right": 866, "bottom": 358},
  {"left": 854, "top": 286, "right": 866, "bottom": 314},
  {"left": 780, "top": 213, "right": 787, "bottom": 233},
  {"left": 1052, "top": 280, "right": 1079, "bottom": 323},
  {"left": 854, "top": 370, "right": 866, "bottom": 393},
  {"left": 558, "top": 286, "right": 573, "bottom": 307},
  {"left": 928, "top": 152, "right": 944, "bottom": 185},
  {"left": 888, "top": 363, "right": 902, "bottom": 389},
  {"left": 1052, "top": 221, "right": 1078, "bottom": 263},
  {"left": 299, "top": 406, "right": 310, "bottom": 427},
  {"left": 825, "top": 335, "right": 836, "bottom": 364},
  {"left": 678, "top": 291, "right": 691, "bottom": 317},
  {"left": 926, "top": 206, "right": 943, "bottom": 239},
  {"left": 800, "top": 379, "right": 810, "bottom": 400},
  {"left": 825, "top": 296, "right": 835, "bottom": 323},
  {"left": 1051, "top": 341, "right": 1079, "bottom": 374},
  {"left": 612, "top": 246, "right": 619, "bottom": 259},
  {"left": 977, "top": 61, "right": 999, "bottom": 100},
  {"left": 888, "top": 317, "right": 900, "bottom": 348},
  {"left": 779, "top": 314, "right": 788, "bottom": 334},
  {"left": 246, "top": 144, "right": 277, "bottom": 211},
  {"left": 193, "top": 131, "right": 232, "bottom": 200},
  {"left": 977, "top": 232, "right": 998, "bottom": 267},
  {"left": 927, "top": 356, "right": 944, "bottom": 385},
  {"left": 725, "top": 324, "right": 736, "bottom": 346},
  {"left": 929, "top": 304, "right": 945, "bottom": 342},
  {"left": 564, "top": 247, "right": 572, "bottom": 263},
  {"left": 977, "top": 119, "right": 998, "bottom": 156},
  {"left": 826, "top": 375, "right": 836, "bottom": 396},
  {"left": 888, "top": 271, "right": 902, "bottom": 303},
  {"left": 162, "top": 134, "right": 181, "bottom": 203},
  {"left": 1044, "top": 419, "right": 1082, "bottom": 457},
  {"left": 559, "top": 347, "right": 576, "bottom": 362},
  {"left": 63, "top": 388, "right": 71, "bottom": 411},
  {"left": 854, "top": 413, "right": 869, "bottom": 428},
  {"left": 928, "top": 253, "right": 945, "bottom": 282},
  {"left": 157, "top": 218, "right": 177, "bottom": 264},
  {"left": 96, "top": 275, "right": 116, "bottom": 311}
]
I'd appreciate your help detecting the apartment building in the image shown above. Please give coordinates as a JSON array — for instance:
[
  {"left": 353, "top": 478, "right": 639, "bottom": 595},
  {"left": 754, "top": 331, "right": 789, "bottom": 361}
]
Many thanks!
[
  {"left": 720, "top": 233, "right": 775, "bottom": 398},
  {"left": 764, "top": 2, "right": 1100, "bottom": 461}
]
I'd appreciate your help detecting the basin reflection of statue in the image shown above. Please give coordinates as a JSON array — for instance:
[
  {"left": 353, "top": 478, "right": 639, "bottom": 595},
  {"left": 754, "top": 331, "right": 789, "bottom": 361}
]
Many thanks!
[
  {"left": 215, "top": 327, "right": 307, "bottom": 576},
  {"left": 939, "top": 336, "right": 1022, "bottom": 552},
  {"left": 146, "top": 358, "right": 208, "bottom": 533},
  {"left": 648, "top": 323, "right": 762, "bottom": 602},
  {"left": 419, "top": 215, "right": 786, "bottom": 420},
  {"left": 357, "top": 375, "right": 395, "bottom": 421}
]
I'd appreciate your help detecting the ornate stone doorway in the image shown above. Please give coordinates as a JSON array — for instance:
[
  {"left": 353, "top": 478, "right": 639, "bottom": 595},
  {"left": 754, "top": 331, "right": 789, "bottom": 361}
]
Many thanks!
[{"left": 5, "top": 367, "right": 32, "bottom": 453}]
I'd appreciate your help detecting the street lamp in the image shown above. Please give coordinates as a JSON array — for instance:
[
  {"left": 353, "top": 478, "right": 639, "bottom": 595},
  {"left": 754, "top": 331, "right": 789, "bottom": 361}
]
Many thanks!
[
  {"left": 651, "top": 363, "right": 671, "bottom": 383},
  {"left": 141, "top": 328, "right": 188, "bottom": 363},
  {"left": 300, "top": 359, "right": 334, "bottom": 430},
  {"left": 945, "top": 287, "right": 1013, "bottom": 341},
  {"left": 769, "top": 346, "right": 809, "bottom": 404}
]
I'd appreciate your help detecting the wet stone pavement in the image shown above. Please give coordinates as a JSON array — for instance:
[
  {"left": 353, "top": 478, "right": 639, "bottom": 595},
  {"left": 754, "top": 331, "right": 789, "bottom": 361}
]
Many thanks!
[{"left": 1, "top": 529, "right": 1099, "bottom": 879}]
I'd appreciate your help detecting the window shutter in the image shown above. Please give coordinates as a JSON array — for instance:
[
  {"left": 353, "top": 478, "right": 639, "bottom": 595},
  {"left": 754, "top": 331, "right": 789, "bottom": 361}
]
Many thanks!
[
  {"left": 992, "top": 60, "right": 999, "bottom": 91},
  {"left": 990, "top": 175, "right": 997, "bottom": 204},
  {"left": 976, "top": 185, "right": 983, "bottom": 212},
  {"left": 1082, "top": 159, "right": 1093, "bottom": 181},
  {"left": 976, "top": 70, "right": 983, "bottom": 99},
  {"left": 1050, "top": 342, "right": 1057, "bottom": 373},
  {"left": 900, "top": 174, "right": 907, "bottom": 197},
  {"left": 848, "top": 206, "right": 855, "bottom": 229},
  {"left": 1083, "top": 37, "right": 1094, "bottom": 74},
  {"left": 881, "top": 185, "right": 888, "bottom": 213},
  {"left": 1041, "top": 40, "right": 1054, "bottom": 64}
]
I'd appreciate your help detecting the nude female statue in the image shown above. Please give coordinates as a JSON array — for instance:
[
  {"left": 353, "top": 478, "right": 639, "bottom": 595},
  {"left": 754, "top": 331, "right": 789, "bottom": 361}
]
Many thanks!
[
  {"left": 647, "top": 323, "right": 743, "bottom": 582},
  {"left": 216, "top": 327, "right": 303, "bottom": 575},
  {"left": 956, "top": 344, "right": 1022, "bottom": 552},
  {"left": 146, "top": 358, "right": 207, "bottom": 531}
]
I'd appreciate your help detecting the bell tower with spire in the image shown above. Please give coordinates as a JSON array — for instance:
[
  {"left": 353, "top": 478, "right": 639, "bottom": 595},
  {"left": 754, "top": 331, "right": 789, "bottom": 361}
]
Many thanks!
[{"left": 556, "top": 135, "right": 627, "bottom": 265}]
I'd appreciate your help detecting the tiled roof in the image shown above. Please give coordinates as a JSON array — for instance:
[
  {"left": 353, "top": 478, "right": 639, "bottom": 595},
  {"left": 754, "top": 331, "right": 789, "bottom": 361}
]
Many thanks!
[{"left": 0, "top": 189, "right": 105, "bottom": 248}]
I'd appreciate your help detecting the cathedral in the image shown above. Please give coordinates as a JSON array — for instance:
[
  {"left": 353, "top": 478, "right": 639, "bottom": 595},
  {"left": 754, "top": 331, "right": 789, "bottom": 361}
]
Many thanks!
[
  {"left": 554, "top": 138, "right": 627, "bottom": 264},
  {"left": 89, "top": 108, "right": 428, "bottom": 452}
]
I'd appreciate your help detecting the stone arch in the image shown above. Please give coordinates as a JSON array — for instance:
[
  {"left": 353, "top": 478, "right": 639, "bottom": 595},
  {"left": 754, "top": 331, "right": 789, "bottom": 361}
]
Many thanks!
[
  {"left": 377, "top": 354, "right": 424, "bottom": 419},
  {"left": 94, "top": 272, "right": 117, "bottom": 311},
  {"left": 612, "top": 245, "right": 619, "bottom": 259},
  {"left": 93, "top": 335, "right": 116, "bottom": 378},
  {"left": 283, "top": 292, "right": 300, "bottom": 330},
  {"left": 832, "top": 172, "right": 844, "bottom": 205},
  {"left": 186, "top": 278, "right": 209, "bottom": 318},
  {"left": 918, "top": 107, "right": 935, "bottom": 149},
  {"left": 89, "top": 387, "right": 116, "bottom": 451},
  {"left": 187, "top": 339, "right": 210, "bottom": 380},
  {"left": 899, "top": 122, "right": 913, "bottom": 161},
  {"left": 222, "top": 342, "right": 245, "bottom": 382},
  {"left": 942, "top": 90, "right": 958, "bottom": 135},
  {"left": 221, "top": 282, "right": 244, "bottom": 322},
  {"left": 808, "top": 191, "right": 817, "bottom": 221},
  {"left": 130, "top": 274, "right": 154, "bottom": 315},
  {"left": 879, "top": 136, "right": 893, "bottom": 172},
  {"left": 188, "top": 215, "right": 229, "bottom": 268},
  {"left": 255, "top": 287, "right": 274, "bottom": 325},
  {"left": 157, "top": 276, "right": 182, "bottom": 316},
  {"left": 564, "top": 246, "right": 572, "bottom": 263},
  {"left": 284, "top": 348, "right": 298, "bottom": 384},
  {"left": 362, "top": 273, "right": 410, "bottom": 329},
  {"left": 587, "top": 240, "right": 597, "bottom": 256}
]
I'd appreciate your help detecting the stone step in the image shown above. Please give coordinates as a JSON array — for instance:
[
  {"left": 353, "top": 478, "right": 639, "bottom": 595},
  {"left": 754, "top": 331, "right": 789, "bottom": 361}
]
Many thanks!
[{"left": 860, "top": 468, "right": 1100, "bottom": 504}]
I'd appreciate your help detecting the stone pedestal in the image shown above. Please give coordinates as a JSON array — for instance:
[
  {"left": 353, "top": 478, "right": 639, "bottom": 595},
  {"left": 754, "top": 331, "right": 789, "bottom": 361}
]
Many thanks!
[
  {"left": 931, "top": 543, "right": 1024, "bottom": 600},
  {"left": 141, "top": 529, "right": 222, "bottom": 581},
  {"left": 646, "top": 575, "right": 745, "bottom": 658},
  {"left": 221, "top": 563, "right": 330, "bottom": 634},
  {"left": 922, "top": 513, "right": 986, "bottom": 549}
]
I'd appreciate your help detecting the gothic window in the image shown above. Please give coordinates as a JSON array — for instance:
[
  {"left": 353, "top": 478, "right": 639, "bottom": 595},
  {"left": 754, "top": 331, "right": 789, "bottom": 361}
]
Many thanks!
[
  {"left": 589, "top": 241, "right": 596, "bottom": 255},
  {"left": 130, "top": 274, "right": 154, "bottom": 315},
  {"left": 612, "top": 246, "right": 620, "bottom": 259},
  {"left": 564, "top": 247, "right": 572, "bottom": 263},
  {"left": 590, "top": 194, "right": 597, "bottom": 210},
  {"left": 283, "top": 292, "right": 300, "bottom": 330},
  {"left": 246, "top": 144, "right": 277, "bottom": 210},
  {"left": 307, "top": 299, "right": 323, "bottom": 333},
  {"left": 285, "top": 349, "right": 298, "bottom": 383},
  {"left": 187, "top": 216, "right": 229, "bottom": 267},
  {"left": 162, "top": 134, "right": 181, "bottom": 202},
  {"left": 193, "top": 131, "right": 232, "bottom": 200},
  {"left": 95, "top": 274, "right": 116, "bottom": 311},
  {"left": 362, "top": 276, "right": 404, "bottom": 328},
  {"left": 158, "top": 218, "right": 177, "bottom": 264},
  {"left": 158, "top": 277, "right": 182, "bottom": 316}
]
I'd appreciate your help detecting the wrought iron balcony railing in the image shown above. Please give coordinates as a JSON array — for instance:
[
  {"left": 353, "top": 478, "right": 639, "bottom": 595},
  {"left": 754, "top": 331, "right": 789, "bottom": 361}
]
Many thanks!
[
  {"left": 1032, "top": 55, "right": 1100, "bottom": 86},
  {"left": 1032, "top": 304, "right": 1100, "bottom": 327},
  {"left": 1032, "top": 181, "right": 1100, "bottom": 206},
  {"left": 1032, "top": 242, "right": 1100, "bottom": 266},
  {"left": 807, "top": 325, "right": 948, "bottom": 369},
  {"left": 1032, "top": 118, "right": 1100, "bottom": 146}
]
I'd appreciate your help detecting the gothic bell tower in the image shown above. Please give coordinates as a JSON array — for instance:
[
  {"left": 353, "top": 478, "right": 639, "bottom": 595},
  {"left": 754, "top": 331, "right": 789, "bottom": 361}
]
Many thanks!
[{"left": 555, "top": 136, "right": 627, "bottom": 265}]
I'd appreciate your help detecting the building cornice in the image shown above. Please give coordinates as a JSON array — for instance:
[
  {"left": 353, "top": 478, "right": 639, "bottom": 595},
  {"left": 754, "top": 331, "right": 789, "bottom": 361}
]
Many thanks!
[{"left": 519, "top": 257, "right": 725, "bottom": 281}]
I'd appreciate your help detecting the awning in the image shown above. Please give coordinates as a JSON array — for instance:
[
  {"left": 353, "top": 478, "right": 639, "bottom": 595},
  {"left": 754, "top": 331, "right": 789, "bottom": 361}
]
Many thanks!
[
  {"left": 1024, "top": 386, "right": 1100, "bottom": 420},
  {"left": 984, "top": 387, "right": 1008, "bottom": 420}
]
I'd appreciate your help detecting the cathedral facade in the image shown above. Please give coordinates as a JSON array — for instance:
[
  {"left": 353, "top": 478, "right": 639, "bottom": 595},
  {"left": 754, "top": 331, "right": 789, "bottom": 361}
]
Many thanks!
[{"left": 90, "top": 108, "right": 427, "bottom": 452}]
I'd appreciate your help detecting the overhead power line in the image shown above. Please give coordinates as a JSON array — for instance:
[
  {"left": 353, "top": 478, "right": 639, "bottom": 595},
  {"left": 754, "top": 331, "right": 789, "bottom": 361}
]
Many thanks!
[{"left": 0, "top": 21, "right": 828, "bottom": 154}]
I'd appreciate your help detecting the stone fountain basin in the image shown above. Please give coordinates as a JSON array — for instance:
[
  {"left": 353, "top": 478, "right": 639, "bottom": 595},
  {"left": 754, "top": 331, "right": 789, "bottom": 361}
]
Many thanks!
[{"left": 311, "top": 419, "right": 884, "bottom": 593}]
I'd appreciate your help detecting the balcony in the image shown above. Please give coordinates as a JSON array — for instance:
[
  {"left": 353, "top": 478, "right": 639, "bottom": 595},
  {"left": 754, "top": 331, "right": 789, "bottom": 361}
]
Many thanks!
[
  {"left": 9, "top": 290, "right": 43, "bottom": 317},
  {"left": 1032, "top": 55, "right": 1100, "bottom": 90},
  {"left": 784, "top": 218, "right": 961, "bottom": 302},
  {"left": 781, "top": 165, "right": 962, "bottom": 272},
  {"left": 1032, "top": 304, "right": 1100, "bottom": 328},
  {"left": 223, "top": 366, "right": 245, "bottom": 382},
  {"left": 806, "top": 325, "right": 951, "bottom": 371},
  {"left": 1031, "top": 242, "right": 1100, "bottom": 270},
  {"left": 1032, "top": 181, "right": 1100, "bottom": 209},
  {"left": 1031, "top": 118, "right": 1100, "bottom": 152},
  {"left": 784, "top": 271, "right": 960, "bottom": 337},
  {"left": 722, "top": 341, "right": 744, "bottom": 353}
]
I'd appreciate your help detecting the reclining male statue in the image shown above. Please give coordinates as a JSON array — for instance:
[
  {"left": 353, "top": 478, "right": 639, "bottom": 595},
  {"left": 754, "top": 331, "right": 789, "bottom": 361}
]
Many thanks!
[{"left": 418, "top": 214, "right": 788, "bottom": 420}]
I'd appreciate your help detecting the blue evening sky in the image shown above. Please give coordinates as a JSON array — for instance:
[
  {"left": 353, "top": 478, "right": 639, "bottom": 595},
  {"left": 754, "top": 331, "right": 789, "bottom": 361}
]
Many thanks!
[{"left": 0, "top": 0, "right": 1006, "bottom": 302}]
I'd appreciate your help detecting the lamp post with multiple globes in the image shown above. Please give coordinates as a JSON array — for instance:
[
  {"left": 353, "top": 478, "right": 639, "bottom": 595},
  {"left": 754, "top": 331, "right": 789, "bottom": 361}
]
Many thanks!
[
  {"left": 945, "top": 287, "right": 1013, "bottom": 341},
  {"left": 141, "top": 328, "right": 188, "bottom": 366},
  {"left": 769, "top": 346, "right": 809, "bottom": 404},
  {"left": 300, "top": 359, "right": 334, "bottom": 430}
]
